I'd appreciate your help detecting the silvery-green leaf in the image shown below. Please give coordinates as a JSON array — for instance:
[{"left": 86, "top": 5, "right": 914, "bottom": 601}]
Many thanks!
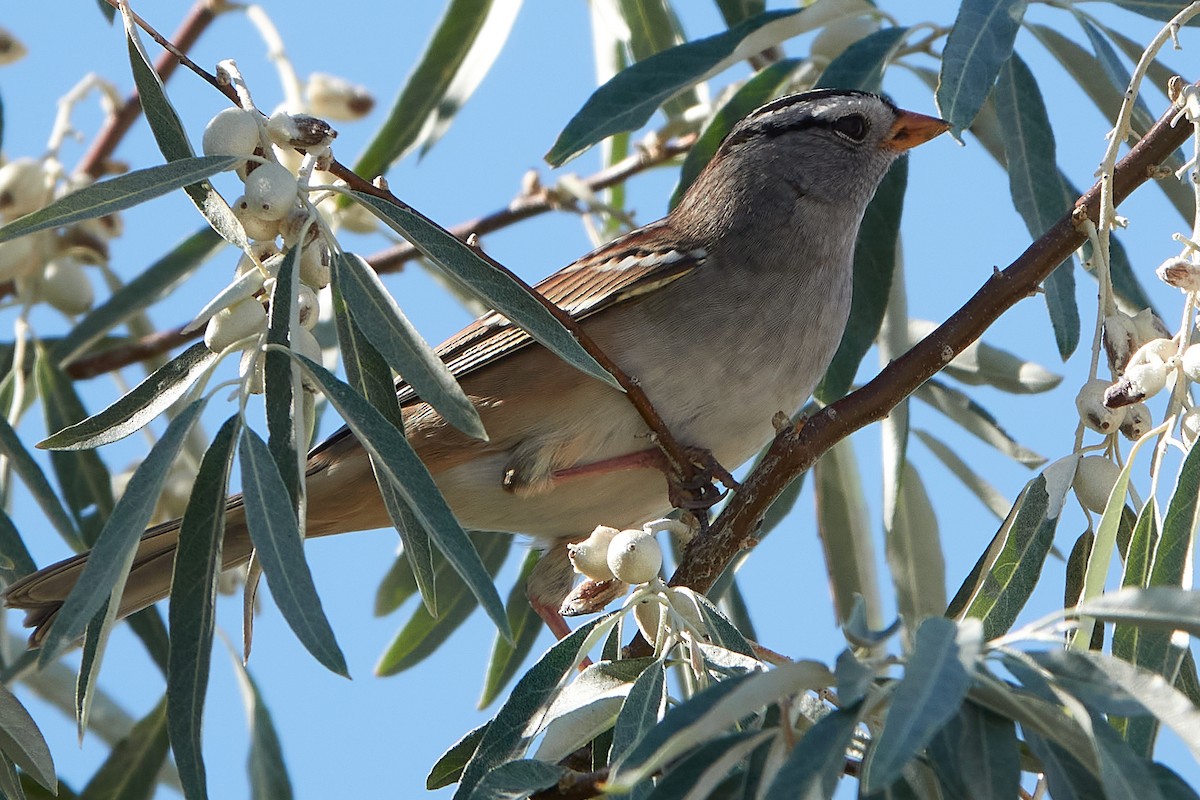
[
  {"left": 763, "top": 703, "right": 861, "bottom": 800},
  {"left": 905, "top": 318, "right": 1060, "bottom": 394},
  {"left": 239, "top": 426, "right": 348, "bottom": 677},
  {"left": 374, "top": 533, "right": 509, "bottom": 676},
  {"left": 453, "top": 614, "right": 619, "bottom": 799},
  {"left": 927, "top": 702, "right": 1019, "bottom": 800},
  {"left": 0, "top": 683, "right": 55, "bottom": 793},
  {"left": 231, "top": 659, "right": 294, "bottom": 800},
  {"left": 78, "top": 697, "right": 168, "bottom": 800},
  {"left": 914, "top": 380, "right": 1045, "bottom": 467},
  {"left": 648, "top": 730, "right": 771, "bottom": 800},
  {"left": 936, "top": 0, "right": 1027, "bottom": 135},
  {"left": 714, "top": 0, "right": 764, "bottom": 26},
  {"left": 264, "top": 245, "right": 302, "bottom": 513},
  {"left": 1104, "top": 1, "right": 1200, "bottom": 25},
  {"left": 814, "top": 439, "right": 880, "bottom": 626},
  {"left": 618, "top": 0, "right": 698, "bottom": 122},
  {"left": 294, "top": 355, "right": 510, "bottom": 639},
  {"left": 465, "top": 760, "right": 565, "bottom": 800},
  {"left": 963, "top": 457, "right": 1077, "bottom": 639},
  {"left": 611, "top": 657, "right": 667, "bottom": 763},
  {"left": 37, "top": 398, "right": 207, "bottom": 666},
  {"left": 816, "top": 26, "right": 908, "bottom": 92},
  {"left": 427, "top": 723, "right": 489, "bottom": 790},
  {"left": 352, "top": 0, "right": 522, "bottom": 179},
  {"left": 0, "top": 414, "right": 80, "bottom": 548},
  {"left": 351, "top": 191, "right": 615, "bottom": 392},
  {"left": 533, "top": 658, "right": 652, "bottom": 763},
  {"left": 0, "top": 155, "right": 240, "bottom": 245},
  {"left": 993, "top": 52, "right": 1078, "bottom": 359},
  {"left": 863, "top": 618, "right": 979, "bottom": 791},
  {"left": 168, "top": 414, "right": 239, "bottom": 800},
  {"left": 335, "top": 252, "right": 485, "bottom": 440},
  {"left": 548, "top": 8, "right": 845, "bottom": 165},
  {"left": 608, "top": 660, "right": 833, "bottom": 790},
  {"left": 38, "top": 343, "right": 217, "bottom": 450},
  {"left": 1080, "top": 588, "right": 1200, "bottom": 638},
  {"left": 914, "top": 429, "right": 1010, "bottom": 519},
  {"left": 479, "top": 550, "right": 543, "bottom": 708},
  {"left": 887, "top": 463, "right": 945, "bottom": 626},
  {"left": 1023, "top": 732, "right": 1105, "bottom": 800}
]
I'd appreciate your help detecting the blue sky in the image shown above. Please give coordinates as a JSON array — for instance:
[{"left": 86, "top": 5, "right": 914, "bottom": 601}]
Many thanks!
[{"left": 0, "top": 1, "right": 1197, "bottom": 797}]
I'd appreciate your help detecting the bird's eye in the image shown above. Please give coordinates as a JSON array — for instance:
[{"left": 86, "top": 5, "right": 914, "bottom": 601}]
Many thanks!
[{"left": 832, "top": 113, "right": 868, "bottom": 142}]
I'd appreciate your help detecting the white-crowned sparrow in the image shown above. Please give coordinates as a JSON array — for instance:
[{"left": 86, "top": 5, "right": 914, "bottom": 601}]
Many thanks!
[{"left": 6, "top": 89, "right": 947, "bottom": 643}]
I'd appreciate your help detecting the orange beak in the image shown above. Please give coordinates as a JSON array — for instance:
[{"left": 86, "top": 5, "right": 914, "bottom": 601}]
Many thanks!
[{"left": 885, "top": 109, "right": 950, "bottom": 152}]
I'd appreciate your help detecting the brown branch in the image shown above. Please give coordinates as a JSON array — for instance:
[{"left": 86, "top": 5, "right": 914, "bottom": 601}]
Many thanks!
[
  {"left": 666, "top": 83, "right": 1197, "bottom": 599},
  {"left": 365, "top": 134, "right": 696, "bottom": 275},
  {"left": 66, "top": 326, "right": 193, "bottom": 380},
  {"left": 77, "top": 1, "right": 218, "bottom": 179}
]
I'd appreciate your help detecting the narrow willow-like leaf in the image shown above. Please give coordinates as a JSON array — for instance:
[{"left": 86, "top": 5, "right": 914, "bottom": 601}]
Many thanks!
[
  {"left": 479, "top": 550, "right": 542, "bottom": 707},
  {"left": 0, "top": 683, "right": 55, "bottom": 793},
  {"left": 936, "top": 0, "right": 1027, "bottom": 135},
  {"left": 1107, "top": 1, "right": 1200, "bottom": 25},
  {"left": 375, "top": 533, "right": 510, "bottom": 676},
  {"left": 814, "top": 439, "right": 879, "bottom": 626},
  {"left": 0, "top": 753, "right": 23, "bottom": 800},
  {"left": 427, "top": 723, "right": 489, "bottom": 790},
  {"left": 1153, "top": 764, "right": 1200, "bottom": 799},
  {"left": 1023, "top": 732, "right": 1105, "bottom": 800},
  {"left": 714, "top": 0, "right": 764, "bottom": 26},
  {"left": 454, "top": 615, "right": 617, "bottom": 799},
  {"left": 914, "top": 429, "right": 1010, "bottom": 519},
  {"left": 168, "top": 415, "right": 239, "bottom": 800},
  {"left": 231, "top": 661, "right": 294, "bottom": 800},
  {"left": 914, "top": 380, "right": 1045, "bottom": 467},
  {"left": 38, "top": 343, "right": 217, "bottom": 450},
  {"left": 888, "top": 463, "right": 946, "bottom": 626},
  {"left": 618, "top": 0, "right": 698, "bottom": 122},
  {"left": 670, "top": 58, "right": 803, "bottom": 208},
  {"left": 351, "top": 191, "right": 615, "bottom": 391},
  {"left": 611, "top": 658, "right": 667, "bottom": 763},
  {"left": 332, "top": 284, "right": 437, "bottom": 614},
  {"left": 692, "top": 591, "right": 756, "bottom": 658},
  {"left": 964, "top": 457, "right": 1077, "bottom": 639},
  {"left": 904, "top": 319, "right": 1061, "bottom": 395},
  {"left": 239, "top": 426, "right": 348, "bottom": 677},
  {"left": 927, "top": 702, "right": 1020, "bottom": 800},
  {"left": 763, "top": 703, "right": 862, "bottom": 800},
  {"left": 466, "top": 760, "right": 565, "bottom": 800},
  {"left": 1081, "top": 588, "right": 1200, "bottom": 636},
  {"left": 35, "top": 350, "right": 115, "bottom": 544},
  {"left": 56, "top": 228, "right": 224, "bottom": 364},
  {"left": 1113, "top": 501, "right": 1158, "bottom": 671},
  {"left": 647, "top": 731, "right": 769, "bottom": 800},
  {"left": 265, "top": 245, "right": 301, "bottom": 510},
  {"left": 865, "top": 620, "right": 981, "bottom": 791},
  {"left": 374, "top": 551, "right": 419, "bottom": 617},
  {"left": 534, "top": 658, "right": 653, "bottom": 764},
  {"left": 295, "top": 355, "right": 510, "bottom": 639},
  {"left": 78, "top": 698, "right": 168, "bottom": 800},
  {"left": 609, "top": 660, "right": 833, "bottom": 790},
  {"left": 352, "top": 0, "right": 521, "bottom": 179},
  {"left": 547, "top": 8, "right": 821, "bottom": 165},
  {"left": 0, "top": 507, "right": 36, "bottom": 585},
  {"left": 335, "top": 252, "right": 485, "bottom": 439},
  {"left": 0, "top": 156, "right": 240, "bottom": 245},
  {"left": 815, "top": 26, "right": 908, "bottom": 92},
  {"left": 0, "top": 414, "right": 80, "bottom": 548},
  {"left": 993, "top": 52, "right": 1078, "bottom": 358},
  {"left": 817, "top": 157, "right": 907, "bottom": 402},
  {"left": 37, "top": 399, "right": 207, "bottom": 666}
]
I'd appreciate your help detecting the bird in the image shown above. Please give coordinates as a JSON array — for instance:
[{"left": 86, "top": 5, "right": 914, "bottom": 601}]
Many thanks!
[{"left": 5, "top": 89, "right": 948, "bottom": 645}]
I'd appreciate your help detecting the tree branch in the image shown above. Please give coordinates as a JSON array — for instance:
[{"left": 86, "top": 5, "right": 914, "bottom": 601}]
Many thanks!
[{"left": 667, "top": 81, "right": 1197, "bottom": 597}]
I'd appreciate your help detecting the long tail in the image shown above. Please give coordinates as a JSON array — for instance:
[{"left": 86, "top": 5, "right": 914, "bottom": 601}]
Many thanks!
[{"left": 5, "top": 503, "right": 256, "bottom": 647}]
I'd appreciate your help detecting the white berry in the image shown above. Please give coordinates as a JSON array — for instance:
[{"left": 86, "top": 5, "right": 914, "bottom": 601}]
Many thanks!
[
  {"left": 305, "top": 73, "right": 375, "bottom": 121},
  {"left": 1102, "top": 313, "right": 1139, "bottom": 373},
  {"left": 607, "top": 529, "right": 663, "bottom": 585},
  {"left": 240, "top": 347, "right": 265, "bottom": 394},
  {"left": 0, "top": 236, "right": 41, "bottom": 282},
  {"left": 567, "top": 525, "right": 619, "bottom": 581},
  {"left": 38, "top": 259, "right": 93, "bottom": 315},
  {"left": 1073, "top": 456, "right": 1122, "bottom": 514},
  {"left": 297, "top": 283, "right": 319, "bottom": 329},
  {"left": 202, "top": 108, "right": 262, "bottom": 158},
  {"left": 292, "top": 325, "right": 323, "bottom": 390},
  {"left": 0, "top": 158, "right": 51, "bottom": 219},
  {"left": 1119, "top": 403, "right": 1152, "bottom": 442},
  {"left": 204, "top": 297, "right": 267, "bottom": 353},
  {"left": 241, "top": 162, "right": 298, "bottom": 221},
  {"left": 1182, "top": 345, "right": 1200, "bottom": 383},
  {"left": 232, "top": 196, "right": 281, "bottom": 241},
  {"left": 1182, "top": 407, "right": 1200, "bottom": 448},
  {"left": 299, "top": 240, "right": 331, "bottom": 288},
  {"left": 1076, "top": 379, "right": 1125, "bottom": 433}
]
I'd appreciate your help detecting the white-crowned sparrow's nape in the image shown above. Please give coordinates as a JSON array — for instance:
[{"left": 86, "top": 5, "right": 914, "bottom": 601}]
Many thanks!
[{"left": 5, "top": 89, "right": 948, "bottom": 645}]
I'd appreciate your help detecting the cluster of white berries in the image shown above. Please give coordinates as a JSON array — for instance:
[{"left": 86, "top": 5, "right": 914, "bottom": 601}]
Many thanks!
[
  {"left": 0, "top": 158, "right": 117, "bottom": 315},
  {"left": 567, "top": 524, "right": 665, "bottom": 585},
  {"left": 195, "top": 104, "right": 347, "bottom": 394}
]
